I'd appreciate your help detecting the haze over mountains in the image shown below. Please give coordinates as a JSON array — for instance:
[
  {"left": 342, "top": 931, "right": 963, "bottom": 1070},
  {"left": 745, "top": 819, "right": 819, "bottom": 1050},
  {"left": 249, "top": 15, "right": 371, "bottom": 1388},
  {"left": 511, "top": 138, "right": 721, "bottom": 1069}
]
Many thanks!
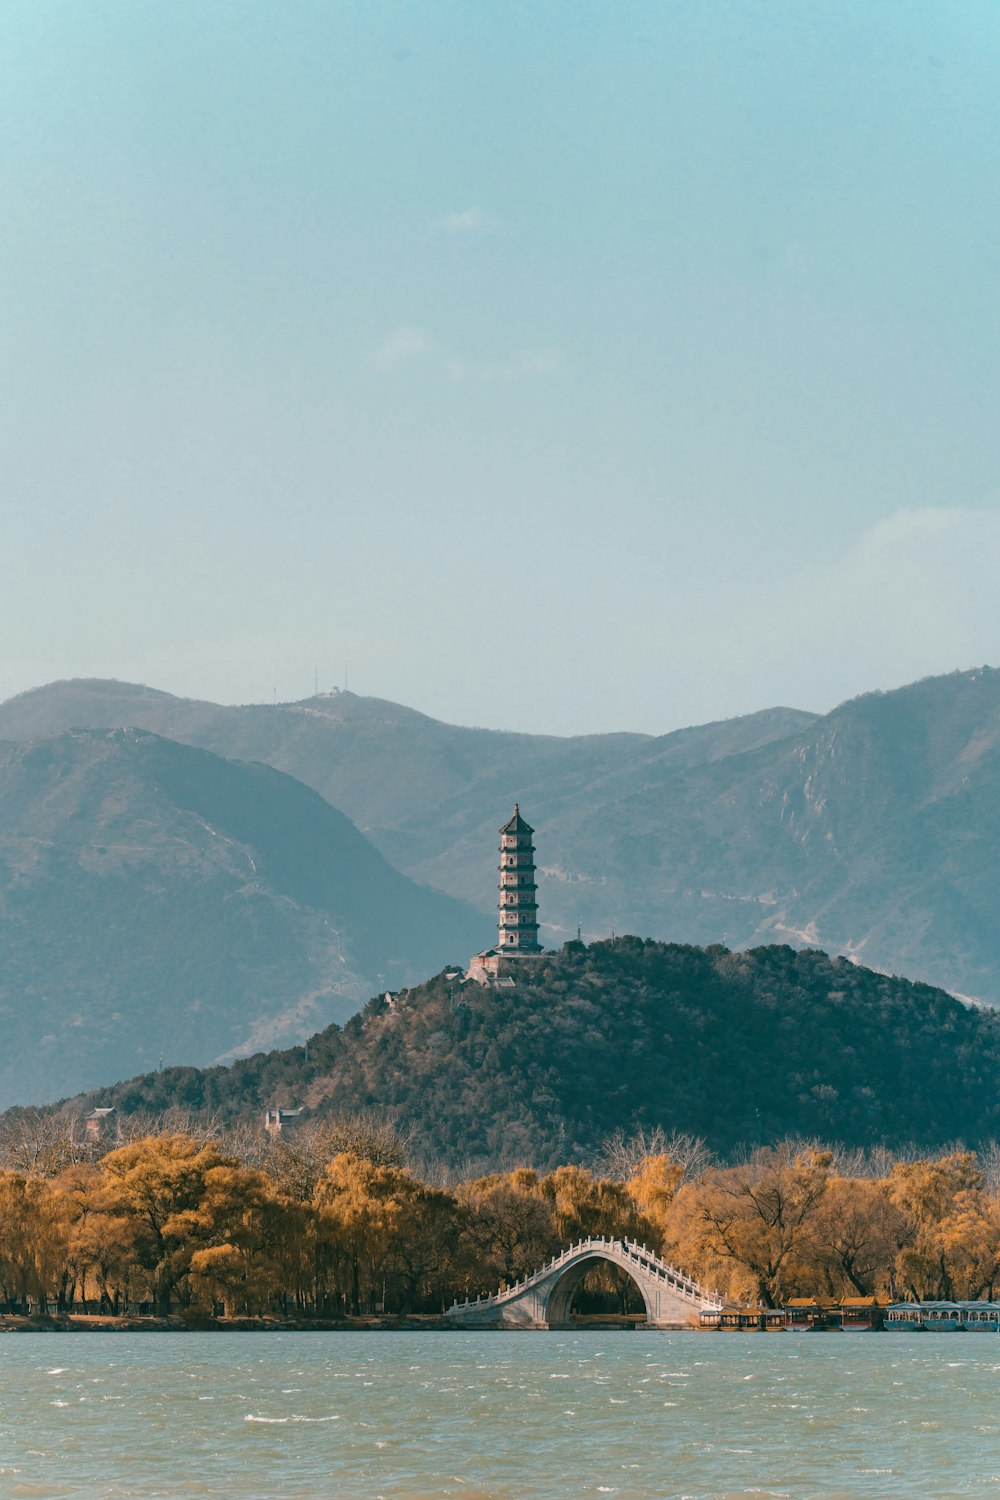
[
  {"left": 0, "top": 729, "right": 484, "bottom": 1107},
  {"left": 3, "top": 666, "right": 1000, "bottom": 1007}
]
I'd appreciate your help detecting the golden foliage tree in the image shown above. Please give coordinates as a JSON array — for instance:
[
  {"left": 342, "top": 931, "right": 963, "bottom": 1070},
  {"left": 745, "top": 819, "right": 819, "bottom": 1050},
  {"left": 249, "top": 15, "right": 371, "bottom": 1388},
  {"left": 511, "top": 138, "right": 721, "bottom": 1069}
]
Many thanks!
[
  {"left": 456, "top": 1169, "right": 559, "bottom": 1292},
  {"left": 663, "top": 1147, "right": 830, "bottom": 1306},
  {"left": 804, "top": 1174, "right": 908, "bottom": 1298},
  {"left": 626, "top": 1154, "right": 686, "bottom": 1243},
  {"left": 98, "top": 1134, "right": 232, "bottom": 1314},
  {"left": 0, "top": 1172, "right": 67, "bottom": 1313},
  {"left": 889, "top": 1154, "right": 1000, "bottom": 1300},
  {"left": 312, "top": 1152, "right": 455, "bottom": 1315}
]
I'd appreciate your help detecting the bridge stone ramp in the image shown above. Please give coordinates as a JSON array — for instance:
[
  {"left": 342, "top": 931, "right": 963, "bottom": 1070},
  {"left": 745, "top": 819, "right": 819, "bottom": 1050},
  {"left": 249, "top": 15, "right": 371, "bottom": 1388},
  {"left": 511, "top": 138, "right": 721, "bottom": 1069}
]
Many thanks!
[{"left": 444, "top": 1236, "right": 722, "bottom": 1329}]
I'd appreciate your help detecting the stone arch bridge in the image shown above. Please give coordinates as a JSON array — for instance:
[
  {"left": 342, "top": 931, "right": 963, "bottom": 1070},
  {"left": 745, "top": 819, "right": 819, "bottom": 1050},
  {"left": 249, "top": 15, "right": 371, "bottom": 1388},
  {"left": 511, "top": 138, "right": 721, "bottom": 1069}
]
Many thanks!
[{"left": 444, "top": 1237, "right": 723, "bottom": 1330}]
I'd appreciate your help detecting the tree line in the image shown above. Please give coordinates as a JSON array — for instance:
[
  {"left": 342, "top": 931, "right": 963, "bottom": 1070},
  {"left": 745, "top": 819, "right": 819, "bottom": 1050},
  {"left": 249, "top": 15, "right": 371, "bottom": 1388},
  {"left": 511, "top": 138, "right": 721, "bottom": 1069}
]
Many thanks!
[{"left": 2, "top": 1112, "right": 999, "bottom": 1320}]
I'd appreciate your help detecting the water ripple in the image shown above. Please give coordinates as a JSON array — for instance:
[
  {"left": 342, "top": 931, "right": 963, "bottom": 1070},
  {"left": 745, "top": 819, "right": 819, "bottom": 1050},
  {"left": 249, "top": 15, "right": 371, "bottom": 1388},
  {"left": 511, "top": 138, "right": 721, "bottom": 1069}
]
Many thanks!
[{"left": 1, "top": 1332, "right": 998, "bottom": 1498}]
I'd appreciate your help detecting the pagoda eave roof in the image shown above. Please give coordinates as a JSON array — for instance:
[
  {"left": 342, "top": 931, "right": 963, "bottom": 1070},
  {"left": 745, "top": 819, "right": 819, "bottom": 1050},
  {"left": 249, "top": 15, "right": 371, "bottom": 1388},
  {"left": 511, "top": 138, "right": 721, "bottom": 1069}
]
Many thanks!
[{"left": 500, "top": 802, "right": 534, "bottom": 834}]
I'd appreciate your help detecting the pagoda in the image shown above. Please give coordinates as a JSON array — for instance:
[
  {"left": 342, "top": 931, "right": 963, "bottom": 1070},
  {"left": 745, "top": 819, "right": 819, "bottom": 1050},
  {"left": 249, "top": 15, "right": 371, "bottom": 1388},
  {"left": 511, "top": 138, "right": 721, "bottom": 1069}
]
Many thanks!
[
  {"left": 467, "top": 804, "right": 546, "bottom": 984},
  {"left": 497, "top": 804, "right": 542, "bottom": 952}
]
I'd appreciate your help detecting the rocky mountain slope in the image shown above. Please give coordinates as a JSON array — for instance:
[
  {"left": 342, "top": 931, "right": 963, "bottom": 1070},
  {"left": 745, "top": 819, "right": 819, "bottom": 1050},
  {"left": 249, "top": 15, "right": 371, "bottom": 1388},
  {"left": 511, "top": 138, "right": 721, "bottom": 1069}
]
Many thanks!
[
  {"left": 58, "top": 939, "right": 1000, "bottom": 1164},
  {"left": 0, "top": 729, "right": 485, "bottom": 1107},
  {"left": 3, "top": 667, "right": 1000, "bottom": 1001}
]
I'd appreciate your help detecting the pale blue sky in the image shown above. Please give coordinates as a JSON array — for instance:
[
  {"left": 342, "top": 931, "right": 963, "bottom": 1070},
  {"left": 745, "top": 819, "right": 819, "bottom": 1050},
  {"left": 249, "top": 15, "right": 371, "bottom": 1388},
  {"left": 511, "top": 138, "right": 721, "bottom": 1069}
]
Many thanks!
[{"left": 3, "top": 1, "right": 1000, "bottom": 732}]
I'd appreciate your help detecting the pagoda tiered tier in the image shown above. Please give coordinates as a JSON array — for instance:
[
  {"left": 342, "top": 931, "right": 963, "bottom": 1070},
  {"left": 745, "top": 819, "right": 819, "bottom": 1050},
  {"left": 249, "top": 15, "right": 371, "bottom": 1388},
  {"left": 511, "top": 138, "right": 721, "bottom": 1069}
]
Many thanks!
[{"left": 497, "top": 803, "right": 542, "bottom": 952}]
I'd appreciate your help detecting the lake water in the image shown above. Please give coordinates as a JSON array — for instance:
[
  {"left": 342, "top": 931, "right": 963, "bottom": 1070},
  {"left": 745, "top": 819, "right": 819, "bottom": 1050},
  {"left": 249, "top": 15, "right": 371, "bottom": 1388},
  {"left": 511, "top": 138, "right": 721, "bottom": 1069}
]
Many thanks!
[{"left": 1, "top": 1331, "right": 998, "bottom": 1499}]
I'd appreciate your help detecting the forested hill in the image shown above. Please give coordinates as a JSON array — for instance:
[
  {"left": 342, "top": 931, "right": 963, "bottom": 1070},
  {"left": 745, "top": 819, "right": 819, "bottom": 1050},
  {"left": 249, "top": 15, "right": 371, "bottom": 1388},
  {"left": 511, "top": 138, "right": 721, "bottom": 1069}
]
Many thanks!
[{"left": 56, "top": 939, "right": 1000, "bottom": 1164}]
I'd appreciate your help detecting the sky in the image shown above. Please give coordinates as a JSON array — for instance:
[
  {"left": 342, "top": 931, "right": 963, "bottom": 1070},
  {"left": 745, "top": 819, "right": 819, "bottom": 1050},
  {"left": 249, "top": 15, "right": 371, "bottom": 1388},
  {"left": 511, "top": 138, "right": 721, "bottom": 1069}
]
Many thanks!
[{"left": 3, "top": 0, "right": 1000, "bottom": 735}]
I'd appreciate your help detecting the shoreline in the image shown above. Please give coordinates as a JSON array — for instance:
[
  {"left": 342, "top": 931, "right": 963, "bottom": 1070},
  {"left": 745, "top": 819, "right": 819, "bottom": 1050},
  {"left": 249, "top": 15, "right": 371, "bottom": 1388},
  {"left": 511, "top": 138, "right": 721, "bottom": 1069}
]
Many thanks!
[
  {"left": 0, "top": 1312, "right": 659, "bottom": 1334},
  {"left": 0, "top": 1313, "right": 448, "bottom": 1333}
]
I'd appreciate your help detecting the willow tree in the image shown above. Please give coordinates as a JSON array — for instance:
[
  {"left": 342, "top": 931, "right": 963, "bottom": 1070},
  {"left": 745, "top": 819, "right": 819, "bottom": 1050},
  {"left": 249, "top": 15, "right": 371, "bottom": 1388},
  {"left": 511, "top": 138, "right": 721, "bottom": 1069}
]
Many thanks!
[
  {"left": 665, "top": 1146, "right": 830, "bottom": 1306},
  {"left": 889, "top": 1153, "right": 999, "bottom": 1300},
  {"left": 0, "top": 1171, "right": 67, "bottom": 1313},
  {"left": 98, "top": 1134, "right": 232, "bottom": 1315},
  {"left": 456, "top": 1169, "right": 558, "bottom": 1293}
]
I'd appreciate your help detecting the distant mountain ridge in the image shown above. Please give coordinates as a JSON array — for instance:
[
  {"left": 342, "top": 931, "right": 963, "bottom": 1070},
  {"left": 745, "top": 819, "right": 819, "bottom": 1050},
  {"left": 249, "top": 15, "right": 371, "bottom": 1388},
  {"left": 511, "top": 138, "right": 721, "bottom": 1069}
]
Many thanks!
[
  {"left": 3, "top": 667, "right": 1000, "bottom": 1002},
  {"left": 0, "top": 728, "right": 485, "bottom": 1107}
]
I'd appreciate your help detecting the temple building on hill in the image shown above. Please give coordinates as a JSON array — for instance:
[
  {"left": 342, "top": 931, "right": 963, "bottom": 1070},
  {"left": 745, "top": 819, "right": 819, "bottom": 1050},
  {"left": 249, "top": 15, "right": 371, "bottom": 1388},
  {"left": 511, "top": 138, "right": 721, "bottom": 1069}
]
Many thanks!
[
  {"left": 264, "top": 1106, "right": 304, "bottom": 1137},
  {"left": 467, "top": 804, "right": 546, "bottom": 985}
]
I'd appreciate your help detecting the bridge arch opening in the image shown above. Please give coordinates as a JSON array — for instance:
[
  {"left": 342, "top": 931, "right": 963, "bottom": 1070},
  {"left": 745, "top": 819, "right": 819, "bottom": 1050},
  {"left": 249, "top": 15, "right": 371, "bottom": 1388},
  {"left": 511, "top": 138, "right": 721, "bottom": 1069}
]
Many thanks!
[{"left": 545, "top": 1253, "right": 651, "bottom": 1327}]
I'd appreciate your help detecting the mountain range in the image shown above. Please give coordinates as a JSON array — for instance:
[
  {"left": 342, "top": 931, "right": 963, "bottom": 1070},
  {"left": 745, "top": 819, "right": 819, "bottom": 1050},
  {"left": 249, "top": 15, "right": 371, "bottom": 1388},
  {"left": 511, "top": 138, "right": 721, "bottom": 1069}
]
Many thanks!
[
  {"left": 3, "top": 666, "right": 1000, "bottom": 1005},
  {"left": 0, "top": 728, "right": 483, "bottom": 1106}
]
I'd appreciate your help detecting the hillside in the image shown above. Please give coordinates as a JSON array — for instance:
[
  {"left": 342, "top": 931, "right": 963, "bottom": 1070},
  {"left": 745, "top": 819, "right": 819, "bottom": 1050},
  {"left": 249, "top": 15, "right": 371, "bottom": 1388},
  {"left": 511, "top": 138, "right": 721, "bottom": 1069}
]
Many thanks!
[
  {"left": 0, "top": 729, "right": 485, "bottom": 1107},
  {"left": 4, "top": 668, "right": 1000, "bottom": 1001},
  {"left": 59, "top": 939, "right": 1000, "bottom": 1165}
]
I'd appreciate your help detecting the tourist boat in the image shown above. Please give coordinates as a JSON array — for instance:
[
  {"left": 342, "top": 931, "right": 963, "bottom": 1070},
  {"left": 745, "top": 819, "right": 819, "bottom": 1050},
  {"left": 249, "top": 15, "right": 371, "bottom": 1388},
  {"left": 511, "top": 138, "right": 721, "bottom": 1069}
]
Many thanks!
[
  {"left": 959, "top": 1303, "right": 1000, "bottom": 1331},
  {"left": 783, "top": 1298, "right": 838, "bottom": 1331},
  {"left": 885, "top": 1301, "right": 977, "bottom": 1330},
  {"left": 701, "top": 1306, "right": 785, "bottom": 1331},
  {"left": 781, "top": 1297, "right": 885, "bottom": 1330},
  {"left": 884, "top": 1303, "right": 926, "bottom": 1330},
  {"left": 920, "top": 1302, "right": 964, "bottom": 1331},
  {"left": 838, "top": 1297, "right": 885, "bottom": 1330}
]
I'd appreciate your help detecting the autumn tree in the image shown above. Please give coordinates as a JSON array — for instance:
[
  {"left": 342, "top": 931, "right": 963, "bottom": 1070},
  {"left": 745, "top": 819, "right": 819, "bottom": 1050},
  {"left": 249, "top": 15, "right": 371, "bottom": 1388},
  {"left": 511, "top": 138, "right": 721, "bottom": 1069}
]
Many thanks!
[
  {"left": 97, "top": 1134, "right": 233, "bottom": 1314},
  {"left": 803, "top": 1175, "right": 908, "bottom": 1297},
  {"left": 186, "top": 1165, "right": 306, "bottom": 1316},
  {"left": 538, "top": 1165, "right": 649, "bottom": 1243},
  {"left": 456, "top": 1170, "right": 558, "bottom": 1293},
  {"left": 264, "top": 1115, "right": 413, "bottom": 1202},
  {"left": 666, "top": 1146, "right": 830, "bottom": 1306},
  {"left": 384, "top": 1182, "right": 460, "bottom": 1313},
  {"left": 312, "top": 1152, "right": 440, "bottom": 1315},
  {"left": 599, "top": 1128, "right": 711, "bottom": 1184},
  {"left": 626, "top": 1155, "right": 687, "bottom": 1245},
  {"left": 889, "top": 1153, "right": 1000, "bottom": 1299},
  {"left": 0, "top": 1172, "right": 67, "bottom": 1313}
]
